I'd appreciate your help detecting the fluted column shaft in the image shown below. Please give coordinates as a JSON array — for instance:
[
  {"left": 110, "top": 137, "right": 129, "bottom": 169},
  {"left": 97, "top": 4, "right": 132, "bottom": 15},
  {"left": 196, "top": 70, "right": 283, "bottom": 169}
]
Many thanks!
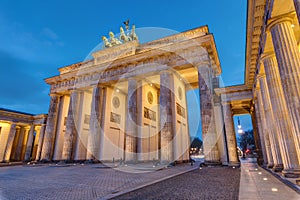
[
  {"left": 125, "top": 79, "right": 139, "bottom": 162},
  {"left": 87, "top": 86, "right": 102, "bottom": 160},
  {"left": 159, "top": 72, "right": 175, "bottom": 163},
  {"left": 62, "top": 91, "right": 79, "bottom": 161},
  {"left": 41, "top": 95, "right": 60, "bottom": 161},
  {"left": 253, "top": 98, "right": 268, "bottom": 166},
  {"left": 3, "top": 123, "right": 17, "bottom": 162},
  {"left": 198, "top": 64, "right": 219, "bottom": 163},
  {"left": 269, "top": 17, "right": 300, "bottom": 151},
  {"left": 24, "top": 125, "right": 35, "bottom": 161},
  {"left": 222, "top": 102, "right": 239, "bottom": 166},
  {"left": 258, "top": 75, "right": 283, "bottom": 171},
  {"left": 256, "top": 89, "right": 274, "bottom": 167},
  {"left": 250, "top": 105, "right": 263, "bottom": 165},
  {"left": 35, "top": 124, "right": 46, "bottom": 161},
  {"left": 262, "top": 55, "right": 300, "bottom": 176}
]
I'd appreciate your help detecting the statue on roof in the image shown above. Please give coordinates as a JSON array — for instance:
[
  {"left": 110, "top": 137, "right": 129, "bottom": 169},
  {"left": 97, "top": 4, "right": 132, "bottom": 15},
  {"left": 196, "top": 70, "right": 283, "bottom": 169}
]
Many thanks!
[
  {"left": 129, "top": 24, "right": 138, "bottom": 41},
  {"left": 109, "top": 31, "right": 122, "bottom": 46},
  {"left": 119, "top": 27, "right": 129, "bottom": 42},
  {"left": 102, "top": 36, "right": 112, "bottom": 48},
  {"left": 101, "top": 20, "right": 138, "bottom": 48}
]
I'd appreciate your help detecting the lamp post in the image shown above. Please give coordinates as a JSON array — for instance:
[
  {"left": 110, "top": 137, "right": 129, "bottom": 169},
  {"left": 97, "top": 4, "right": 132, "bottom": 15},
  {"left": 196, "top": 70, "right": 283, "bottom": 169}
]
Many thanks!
[
  {"left": 237, "top": 117, "right": 243, "bottom": 134},
  {"left": 237, "top": 117, "right": 246, "bottom": 159}
]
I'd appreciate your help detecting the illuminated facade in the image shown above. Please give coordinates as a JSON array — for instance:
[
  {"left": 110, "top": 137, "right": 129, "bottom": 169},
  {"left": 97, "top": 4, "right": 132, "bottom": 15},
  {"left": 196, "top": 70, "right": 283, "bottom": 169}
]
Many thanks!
[
  {"left": 216, "top": 0, "right": 300, "bottom": 177},
  {"left": 39, "top": 26, "right": 227, "bottom": 165},
  {"left": 0, "top": 108, "right": 47, "bottom": 162},
  {"left": 0, "top": 0, "right": 298, "bottom": 177}
]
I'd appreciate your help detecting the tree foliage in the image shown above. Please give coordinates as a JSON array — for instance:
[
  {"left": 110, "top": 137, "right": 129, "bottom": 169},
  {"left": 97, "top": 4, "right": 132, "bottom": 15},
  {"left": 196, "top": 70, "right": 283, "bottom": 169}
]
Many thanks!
[
  {"left": 238, "top": 129, "right": 255, "bottom": 152},
  {"left": 190, "top": 137, "right": 203, "bottom": 148}
]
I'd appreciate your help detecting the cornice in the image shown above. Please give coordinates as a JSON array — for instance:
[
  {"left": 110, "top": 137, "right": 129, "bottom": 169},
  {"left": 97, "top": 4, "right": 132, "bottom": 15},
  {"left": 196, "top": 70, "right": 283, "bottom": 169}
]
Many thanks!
[{"left": 245, "top": 0, "right": 267, "bottom": 88}]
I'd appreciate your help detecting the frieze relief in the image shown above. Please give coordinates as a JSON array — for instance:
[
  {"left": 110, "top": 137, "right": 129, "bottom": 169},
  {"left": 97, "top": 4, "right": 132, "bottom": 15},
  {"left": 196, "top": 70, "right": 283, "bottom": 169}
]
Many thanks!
[{"left": 50, "top": 47, "right": 210, "bottom": 93}]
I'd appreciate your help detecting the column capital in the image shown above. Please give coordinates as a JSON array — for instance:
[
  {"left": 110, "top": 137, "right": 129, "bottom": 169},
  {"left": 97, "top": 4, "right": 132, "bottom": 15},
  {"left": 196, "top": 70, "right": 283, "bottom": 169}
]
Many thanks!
[
  {"left": 260, "top": 52, "right": 276, "bottom": 62},
  {"left": 221, "top": 101, "right": 231, "bottom": 106},
  {"left": 267, "top": 12, "right": 295, "bottom": 31},
  {"left": 159, "top": 70, "right": 173, "bottom": 75},
  {"left": 256, "top": 73, "right": 266, "bottom": 80},
  {"left": 194, "top": 61, "right": 211, "bottom": 70},
  {"left": 49, "top": 93, "right": 61, "bottom": 97}
]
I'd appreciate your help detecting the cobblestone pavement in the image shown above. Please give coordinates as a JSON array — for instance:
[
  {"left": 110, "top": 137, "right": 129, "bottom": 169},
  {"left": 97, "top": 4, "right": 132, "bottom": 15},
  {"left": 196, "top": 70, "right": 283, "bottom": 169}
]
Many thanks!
[
  {"left": 112, "top": 166, "right": 241, "bottom": 200},
  {"left": 0, "top": 162, "right": 197, "bottom": 200}
]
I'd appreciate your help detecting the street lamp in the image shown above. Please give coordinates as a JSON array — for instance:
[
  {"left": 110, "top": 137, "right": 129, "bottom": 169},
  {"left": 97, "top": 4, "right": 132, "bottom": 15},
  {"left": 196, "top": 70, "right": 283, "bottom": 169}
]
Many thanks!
[{"left": 237, "top": 117, "right": 243, "bottom": 134}]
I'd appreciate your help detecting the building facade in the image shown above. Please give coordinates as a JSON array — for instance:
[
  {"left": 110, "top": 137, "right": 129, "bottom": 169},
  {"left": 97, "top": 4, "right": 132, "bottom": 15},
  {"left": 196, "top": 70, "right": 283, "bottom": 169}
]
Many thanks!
[
  {"left": 0, "top": 108, "right": 47, "bottom": 162},
  {"left": 216, "top": 0, "right": 300, "bottom": 177},
  {"left": 0, "top": 0, "right": 298, "bottom": 178},
  {"left": 39, "top": 25, "right": 230, "bottom": 165}
]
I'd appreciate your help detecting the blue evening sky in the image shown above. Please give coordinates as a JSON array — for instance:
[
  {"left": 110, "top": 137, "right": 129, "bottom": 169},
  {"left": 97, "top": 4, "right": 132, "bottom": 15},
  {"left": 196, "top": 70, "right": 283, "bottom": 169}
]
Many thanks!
[{"left": 0, "top": 0, "right": 252, "bottom": 139}]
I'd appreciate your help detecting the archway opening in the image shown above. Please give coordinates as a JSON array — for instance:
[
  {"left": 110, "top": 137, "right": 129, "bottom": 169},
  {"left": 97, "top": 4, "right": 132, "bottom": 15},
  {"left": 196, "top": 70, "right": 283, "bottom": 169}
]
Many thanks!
[{"left": 233, "top": 114, "right": 255, "bottom": 160}]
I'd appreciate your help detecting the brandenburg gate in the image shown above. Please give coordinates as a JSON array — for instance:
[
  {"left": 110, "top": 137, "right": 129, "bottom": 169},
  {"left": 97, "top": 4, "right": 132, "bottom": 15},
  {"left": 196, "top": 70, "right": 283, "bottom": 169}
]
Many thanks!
[{"left": 38, "top": 25, "right": 232, "bottom": 165}]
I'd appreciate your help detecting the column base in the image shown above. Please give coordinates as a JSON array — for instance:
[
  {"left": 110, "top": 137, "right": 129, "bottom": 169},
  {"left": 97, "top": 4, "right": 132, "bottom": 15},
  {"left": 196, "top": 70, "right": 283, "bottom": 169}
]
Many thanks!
[
  {"left": 228, "top": 161, "right": 240, "bottom": 167},
  {"left": 40, "top": 159, "right": 51, "bottom": 163},
  {"left": 282, "top": 169, "right": 300, "bottom": 178},
  {"left": 222, "top": 161, "right": 229, "bottom": 166},
  {"left": 204, "top": 160, "right": 222, "bottom": 166},
  {"left": 272, "top": 164, "right": 283, "bottom": 172},
  {"left": 267, "top": 163, "right": 274, "bottom": 168}
]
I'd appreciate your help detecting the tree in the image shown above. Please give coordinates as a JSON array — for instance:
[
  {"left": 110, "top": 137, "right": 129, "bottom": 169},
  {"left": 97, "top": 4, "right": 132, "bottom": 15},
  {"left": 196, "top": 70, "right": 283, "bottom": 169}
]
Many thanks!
[
  {"left": 238, "top": 129, "right": 256, "bottom": 154},
  {"left": 190, "top": 137, "right": 203, "bottom": 149}
]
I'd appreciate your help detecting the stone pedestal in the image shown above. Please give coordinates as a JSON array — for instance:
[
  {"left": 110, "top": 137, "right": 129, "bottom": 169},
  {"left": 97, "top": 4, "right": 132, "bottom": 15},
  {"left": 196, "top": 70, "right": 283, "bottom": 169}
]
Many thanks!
[
  {"left": 262, "top": 54, "right": 300, "bottom": 177},
  {"left": 41, "top": 94, "right": 61, "bottom": 161},
  {"left": 62, "top": 91, "right": 79, "bottom": 161},
  {"left": 3, "top": 123, "right": 17, "bottom": 162},
  {"left": 198, "top": 65, "right": 219, "bottom": 163},
  {"left": 269, "top": 16, "right": 300, "bottom": 157},
  {"left": 258, "top": 75, "right": 283, "bottom": 172},
  {"left": 222, "top": 103, "right": 239, "bottom": 166}
]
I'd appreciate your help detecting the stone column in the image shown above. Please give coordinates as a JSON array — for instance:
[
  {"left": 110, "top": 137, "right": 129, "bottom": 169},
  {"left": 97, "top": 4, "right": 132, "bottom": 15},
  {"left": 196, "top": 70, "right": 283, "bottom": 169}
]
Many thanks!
[
  {"left": 262, "top": 54, "right": 300, "bottom": 177},
  {"left": 20, "top": 127, "right": 30, "bottom": 160},
  {"left": 10, "top": 126, "right": 21, "bottom": 161},
  {"left": 87, "top": 86, "right": 101, "bottom": 161},
  {"left": 98, "top": 87, "right": 107, "bottom": 161},
  {"left": 125, "top": 78, "right": 139, "bottom": 162},
  {"left": 40, "top": 94, "right": 61, "bottom": 161},
  {"left": 159, "top": 71, "right": 175, "bottom": 163},
  {"left": 35, "top": 124, "right": 46, "bottom": 161},
  {"left": 222, "top": 102, "right": 239, "bottom": 166},
  {"left": 62, "top": 91, "right": 79, "bottom": 161},
  {"left": 257, "top": 75, "right": 283, "bottom": 171},
  {"left": 3, "top": 123, "right": 17, "bottom": 162},
  {"left": 250, "top": 104, "right": 263, "bottom": 165},
  {"left": 197, "top": 64, "right": 219, "bottom": 163},
  {"left": 253, "top": 96, "right": 268, "bottom": 166},
  {"left": 255, "top": 88, "right": 274, "bottom": 168},
  {"left": 24, "top": 125, "right": 35, "bottom": 161},
  {"left": 136, "top": 81, "right": 143, "bottom": 162},
  {"left": 268, "top": 16, "right": 300, "bottom": 152},
  {"left": 293, "top": 0, "right": 300, "bottom": 25},
  {"left": 15, "top": 127, "right": 25, "bottom": 161}
]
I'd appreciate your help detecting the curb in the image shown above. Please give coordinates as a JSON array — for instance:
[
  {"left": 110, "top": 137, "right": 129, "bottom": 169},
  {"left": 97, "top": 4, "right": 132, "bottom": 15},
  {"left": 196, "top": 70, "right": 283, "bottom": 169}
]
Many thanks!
[
  {"left": 99, "top": 163, "right": 199, "bottom": 200},
  {"left": 0, "top": 162, "right": 23, "bottom": 167},
  {"left": 261, "top": 166, "right": 300, "bottom": 194}
]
